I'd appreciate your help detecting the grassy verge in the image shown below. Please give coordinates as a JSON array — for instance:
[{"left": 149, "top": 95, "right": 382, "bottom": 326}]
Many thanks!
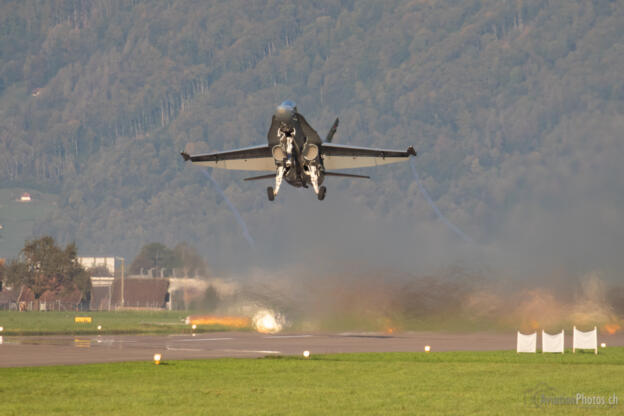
[
  {"left": 1, "top": 349, "right": 623, "bottom": 415},
  {"left": 0, "top": 311, "right": 248, "bottom": 335}
]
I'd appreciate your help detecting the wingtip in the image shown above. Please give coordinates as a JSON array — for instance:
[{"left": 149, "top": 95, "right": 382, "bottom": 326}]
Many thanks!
[
  {"left": 407, "top": 146, "right": 417, "bottom": 157},
  {"left": 180, "top": 151, "right": 191, "bottom": 161}
]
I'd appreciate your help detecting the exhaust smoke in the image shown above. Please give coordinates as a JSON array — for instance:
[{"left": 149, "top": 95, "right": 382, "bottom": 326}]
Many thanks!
[
  {"left": 201, "top": 169, "right": 255, "bottom": 249},
  {"left": 409, "top": 159, "right": 473, "bottom": 243},
  {"left": 216, "top": 267, "right": 623, "bottom": 334}
]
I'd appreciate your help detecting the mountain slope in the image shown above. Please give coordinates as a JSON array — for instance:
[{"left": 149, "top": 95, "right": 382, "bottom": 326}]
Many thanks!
[{"left": 1, "top": 0, "right": 622, "bottom": 275}]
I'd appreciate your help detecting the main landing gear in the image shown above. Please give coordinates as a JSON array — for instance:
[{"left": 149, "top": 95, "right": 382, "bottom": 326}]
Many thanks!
[
  {"left": 268, "top": 185, "right": 326, "bottom": 201},
  {"left": 317, "top": 186, "right": 326, "bottom": 201}
]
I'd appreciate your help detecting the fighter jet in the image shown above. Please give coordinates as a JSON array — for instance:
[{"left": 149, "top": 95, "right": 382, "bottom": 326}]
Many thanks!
[{"left": 181, "top": 100, "right": 416, "bottom": 201}]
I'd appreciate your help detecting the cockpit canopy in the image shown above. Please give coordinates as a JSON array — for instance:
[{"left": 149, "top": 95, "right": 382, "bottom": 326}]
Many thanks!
[
  {"left": 278, "top": 100, "right": 297, "bottom": 112},
  {"left": 275, "top": 100, "right": 297, "bottom": 123}
]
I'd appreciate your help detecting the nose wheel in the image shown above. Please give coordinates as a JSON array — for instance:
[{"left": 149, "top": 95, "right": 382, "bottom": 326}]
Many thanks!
[
  {"left": 267, "top": 187, "right": 275, "bottom": 201},
  {"left": 317, "top": 186, "right": 326, "bottom": 201}
]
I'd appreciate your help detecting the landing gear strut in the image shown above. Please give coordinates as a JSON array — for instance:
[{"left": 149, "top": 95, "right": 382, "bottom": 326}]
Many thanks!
[
  {"left": 267, "top": 187, "right": 275, "bottom": 201},
  {"left": 317, "top": 186, "right": 326, "bottom": 201},
  {"left": 308, "top": 164, "right": 320, "bottom": 194},
  {"left": 274, "top": 165, "right": 285, "bottom": 196}
]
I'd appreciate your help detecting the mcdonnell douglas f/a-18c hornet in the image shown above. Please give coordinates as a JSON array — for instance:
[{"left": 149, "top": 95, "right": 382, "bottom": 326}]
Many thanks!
[{"left": 181, "top": 100, "right": 416, "bottom": 201}]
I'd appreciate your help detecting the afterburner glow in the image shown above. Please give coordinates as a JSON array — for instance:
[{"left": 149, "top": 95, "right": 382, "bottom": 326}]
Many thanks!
[{"left": 253, "top": 309, "right": 283, "bottom": 334}]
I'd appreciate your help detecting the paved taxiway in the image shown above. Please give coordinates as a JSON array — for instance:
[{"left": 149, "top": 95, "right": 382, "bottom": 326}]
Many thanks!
[{"left": 2, "top": 331, "right": 623, "bottom": 367}]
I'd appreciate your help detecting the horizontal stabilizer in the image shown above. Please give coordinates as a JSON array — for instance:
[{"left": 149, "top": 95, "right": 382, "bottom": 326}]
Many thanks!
[
  {"left": 324, "top": 172, "right": 370, "bottom": 179},
  {"left": 244, "top": 173, "right": 276, "bottom": 181}
]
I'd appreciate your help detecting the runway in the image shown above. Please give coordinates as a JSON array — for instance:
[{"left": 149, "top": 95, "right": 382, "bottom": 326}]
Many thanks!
[{"left": 1, "top": 331, "right": 623, "bottom": 367}]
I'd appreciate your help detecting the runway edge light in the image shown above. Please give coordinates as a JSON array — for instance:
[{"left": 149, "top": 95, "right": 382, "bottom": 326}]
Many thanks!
[
  {"left": 153, "top": 353, "right": 162, "bottom": 365},
  {"left": 601, "top": 342, "right": 606, "bottom": 348},
  {"left": 424, "top": 345, "right": 431, "bottom": 352},
  {"left": 303, "top": 350, "right": 310, "bottom": 358}
]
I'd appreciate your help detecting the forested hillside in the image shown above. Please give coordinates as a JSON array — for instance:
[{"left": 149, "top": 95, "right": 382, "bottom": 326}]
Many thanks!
[{"left": 1, "top": 0, "right": 622, "bottom": 276}]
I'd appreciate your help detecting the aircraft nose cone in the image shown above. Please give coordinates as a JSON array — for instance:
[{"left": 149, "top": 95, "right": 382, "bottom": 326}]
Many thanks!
[{"left": 275, "top": 105, "right": 293, "bottom": 123}]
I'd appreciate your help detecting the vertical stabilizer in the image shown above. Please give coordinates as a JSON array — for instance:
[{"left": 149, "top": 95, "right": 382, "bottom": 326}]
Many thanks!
[{"left": 325, "top": 118, "right": 339, "bottom": 142}]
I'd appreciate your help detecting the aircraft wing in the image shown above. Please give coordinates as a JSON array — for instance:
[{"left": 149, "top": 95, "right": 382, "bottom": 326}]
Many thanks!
[
  {"left": 321, "top": 143, "right": 416, "bottom": 170},
  {"left": 180, "top": 145, "right": 274, "bottom": 171}
]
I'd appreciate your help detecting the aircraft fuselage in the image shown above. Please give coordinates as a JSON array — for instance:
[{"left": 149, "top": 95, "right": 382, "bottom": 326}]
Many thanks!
[
  {"left": 180, "top": 100, "right": 415, "bottom": 201},
  {"left": 267, "top": 101, "right": 325, "bottom": 195}
]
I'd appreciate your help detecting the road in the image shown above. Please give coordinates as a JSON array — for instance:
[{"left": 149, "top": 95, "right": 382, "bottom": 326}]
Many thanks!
[{"left": 1, "top": 331, "right": 621, "bottom": 367}]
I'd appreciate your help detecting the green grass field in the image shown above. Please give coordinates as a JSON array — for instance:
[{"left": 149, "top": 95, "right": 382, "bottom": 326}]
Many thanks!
[
  {"left": 0, "top": 311, "right": 246, "bottom": 335},
  {"left": 1, "top": 349, "right": 622, "bottom": 415}
]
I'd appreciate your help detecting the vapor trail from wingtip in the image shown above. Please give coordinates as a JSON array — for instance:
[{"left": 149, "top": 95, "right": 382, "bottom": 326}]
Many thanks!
[
  {"left": 201, "top": 169, "right": 256, "bottom": 249},
  {"left": 409, "top": 159, "right": 474, "bottom": 243}
]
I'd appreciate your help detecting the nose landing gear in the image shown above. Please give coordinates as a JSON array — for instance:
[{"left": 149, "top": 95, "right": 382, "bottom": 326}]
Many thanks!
[{"left": 267, "top": 187, "right": 275, "bottom": 201}]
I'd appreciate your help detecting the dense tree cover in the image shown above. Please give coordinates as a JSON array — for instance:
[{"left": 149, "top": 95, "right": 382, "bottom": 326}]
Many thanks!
[
  {"left": 130, "top": 241, "right": 206, "bottom": 276},
  {"left": 130, "top": 242, "right": 178, "bottom": 275},
  {"left": 172, "top": 242, "right": 208, "bottom": 277},
  {"left": 1, "top": 0, "right": 622, "bottom": 274},
  {"left": 4, "top": 236, "right": 89, "bottom": 299}
]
